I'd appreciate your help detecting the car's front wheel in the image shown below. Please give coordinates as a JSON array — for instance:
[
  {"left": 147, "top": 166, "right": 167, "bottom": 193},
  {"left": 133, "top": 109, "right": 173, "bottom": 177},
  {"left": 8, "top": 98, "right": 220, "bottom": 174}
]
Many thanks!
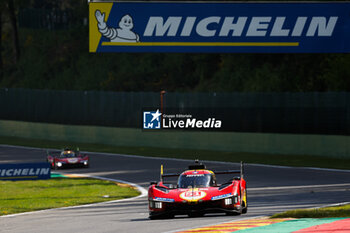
[
  {"left": 188, "top": 212, "right": 204, "bottom": 218},
  {"left": 149, "top": 213, "right": 174, "bottom": 220},
  {"left": 226, "top": 211, "right": 241, "bottom": 216},
  {"left": 242, "top": 205, "right": 248, "bottom": 214}
]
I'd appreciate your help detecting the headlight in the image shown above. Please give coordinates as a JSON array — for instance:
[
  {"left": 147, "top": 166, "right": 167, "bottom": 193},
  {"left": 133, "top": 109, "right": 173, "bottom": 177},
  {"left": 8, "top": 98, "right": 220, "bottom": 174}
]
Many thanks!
[
  {"left": 57, "top": 162, "right": 62, "bottom": 167},
  {"left": 155, "top": 202, "right": 162, "bottom": 209},
  {"left": 224, "top": 198, "right": 233, "bottom": 205},
  {"left": 84, "top": 161, "right": 88, "bottom": 165},
  {"left": 150, "top": 201, "right": 162, "bottom": 209}
]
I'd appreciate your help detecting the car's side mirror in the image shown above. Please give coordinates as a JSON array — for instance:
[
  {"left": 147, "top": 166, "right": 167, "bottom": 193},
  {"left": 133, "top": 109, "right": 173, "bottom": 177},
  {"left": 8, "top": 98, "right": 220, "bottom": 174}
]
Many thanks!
[{"left": 150, "top": 181, "right": 157, "bottom": 185}]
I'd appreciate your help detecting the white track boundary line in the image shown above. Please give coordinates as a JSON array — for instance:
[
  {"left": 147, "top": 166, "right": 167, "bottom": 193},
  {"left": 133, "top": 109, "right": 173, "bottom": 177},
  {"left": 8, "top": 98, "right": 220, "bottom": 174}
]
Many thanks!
[
  {"left": 316, "top": 202, "right": 350, "bottom": 209},
  {"left": 71, "top": 150, "right": 350, "bottom": 173},
  {"left": 1, "top": 144, "right": 350, "bottom": 173},
  {"left": 250, "top": 183, "right": 350, "bottom": 191},
  {"left": 1, "top": 172, "right": 147, "bottom": 218}
]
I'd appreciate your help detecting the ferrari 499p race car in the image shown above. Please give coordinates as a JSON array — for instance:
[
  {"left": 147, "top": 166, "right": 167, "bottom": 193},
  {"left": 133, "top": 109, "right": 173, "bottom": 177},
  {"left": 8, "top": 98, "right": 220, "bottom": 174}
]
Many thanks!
[
  {"left": 148, "top": 160, "right": 247, "bottom": 219},
  {"left": 46, "top": 148, "right": 89, "bottom": 169}
]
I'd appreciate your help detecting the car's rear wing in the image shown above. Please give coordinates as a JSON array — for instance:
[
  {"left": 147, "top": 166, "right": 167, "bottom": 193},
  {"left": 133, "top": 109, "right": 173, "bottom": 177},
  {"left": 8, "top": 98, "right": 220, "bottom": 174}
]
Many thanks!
[
  {"left": 160, "top": 161, "right": 244, "bottom": 182},
  {"left": 46, "top": 148, "right": 80, "bottom": 156},
  {"left": 214, "top": 161, "right": 244, "bottom": 180}
]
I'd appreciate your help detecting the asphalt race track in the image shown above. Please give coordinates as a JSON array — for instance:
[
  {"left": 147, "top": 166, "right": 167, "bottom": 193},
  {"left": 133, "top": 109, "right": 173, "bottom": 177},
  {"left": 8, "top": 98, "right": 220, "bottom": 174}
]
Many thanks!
[{"left": 1, "top": 145, "right": 350, "bottom": 233}]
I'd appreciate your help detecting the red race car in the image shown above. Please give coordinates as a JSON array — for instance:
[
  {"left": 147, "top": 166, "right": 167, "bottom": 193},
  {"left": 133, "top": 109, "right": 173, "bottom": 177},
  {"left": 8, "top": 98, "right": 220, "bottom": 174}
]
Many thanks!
[
  {"left": 46, "top": 148, "right": 89, "bottom": 170},
  {"left": 148, "top": 160, "right": 247, "bottom": 219}
]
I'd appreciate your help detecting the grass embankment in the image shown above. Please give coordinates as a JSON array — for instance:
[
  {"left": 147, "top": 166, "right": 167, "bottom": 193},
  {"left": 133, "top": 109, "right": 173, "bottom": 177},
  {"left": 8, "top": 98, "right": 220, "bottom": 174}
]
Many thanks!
[
  {"left": 0, "top": 178, "right": 140, "bottom": 216},
  {"left": 271, "top": 205, "right": 350, "bottom": 218},
  {"left": 1, "top": 136, "right": 350, "bottom": 170}
]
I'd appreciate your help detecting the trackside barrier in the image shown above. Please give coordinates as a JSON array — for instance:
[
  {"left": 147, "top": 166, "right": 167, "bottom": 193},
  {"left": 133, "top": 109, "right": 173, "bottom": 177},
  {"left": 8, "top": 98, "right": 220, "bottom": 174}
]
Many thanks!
[
  {"left": 0, "top": 120, "right": 349, "bottom": 158},
  {"left": 0, "top": 89, "right": 350, "bottom": 135},
  {"left": 0, "top": 162, "right": 51, "bottom": 180}
]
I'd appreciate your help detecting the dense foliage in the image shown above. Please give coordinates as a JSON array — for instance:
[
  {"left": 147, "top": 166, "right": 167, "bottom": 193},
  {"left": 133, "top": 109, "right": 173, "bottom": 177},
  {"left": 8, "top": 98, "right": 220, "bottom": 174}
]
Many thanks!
[{"left": 1, "top": 0, "right": 350, "bottom": 92}]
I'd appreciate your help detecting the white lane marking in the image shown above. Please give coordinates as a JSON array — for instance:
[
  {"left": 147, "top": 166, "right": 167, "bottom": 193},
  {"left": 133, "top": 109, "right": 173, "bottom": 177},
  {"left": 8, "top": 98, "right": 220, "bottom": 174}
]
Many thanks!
[
  {"left": 82, "top": 150, "right": 350, "bottom": 173},
  {"left": 250, "top": 183, "right": 350, "bottom": 191},
  {"left": 316, "top": 202, "right": 350, "bottom": 209},
  {"left": 83, "top": 150, "right": 350, "bottom": 173},
  {"left": 1, "top": 144, "right": 350, "bottom": 173},
  {"left": 249, "top": 162, "right": 350, "bottom": 173},
  {"left": 162, "top": 215, "right": 266, "bottom": 233},
  {"left": 61, "top": 172, "right": 148, "bottom": 197},
  {"left": 251, "top": 204, "right": 323, "bottom": 209},
  {"left": 1, "top": 172, "right": 147, "bottom": 218}
]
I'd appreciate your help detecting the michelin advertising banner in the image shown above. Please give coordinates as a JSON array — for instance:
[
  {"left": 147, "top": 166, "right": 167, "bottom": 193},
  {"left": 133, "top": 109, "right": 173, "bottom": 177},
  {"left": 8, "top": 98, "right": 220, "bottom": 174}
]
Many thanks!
[
  {"left": 89, "top": 2, "right": 350, "bottom": 53},
  {"left": 0, "top": 163, "right": 51, "bottom": 181}
]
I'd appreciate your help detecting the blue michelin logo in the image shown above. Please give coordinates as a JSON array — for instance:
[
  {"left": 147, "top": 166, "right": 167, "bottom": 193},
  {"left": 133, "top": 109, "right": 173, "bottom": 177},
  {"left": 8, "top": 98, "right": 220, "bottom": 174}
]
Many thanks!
[
  {"left": 143, "top": 109, "right": 162, "bottom": 129},
  {"left": 154, "top": 197, "right": 175, "bottom": 202},
  {"left": 211, "top": 193, "right": 233, "bottom": 201}
]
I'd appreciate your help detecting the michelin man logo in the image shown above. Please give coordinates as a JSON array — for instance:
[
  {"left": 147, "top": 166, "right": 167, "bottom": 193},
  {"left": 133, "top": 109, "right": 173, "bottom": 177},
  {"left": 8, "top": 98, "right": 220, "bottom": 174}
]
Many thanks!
[
  {"left": 95, "top": 10, "right": 140, "bottom": 42},
  {"left": 143, "top": 110, "right": 162, "bottom": 129}
]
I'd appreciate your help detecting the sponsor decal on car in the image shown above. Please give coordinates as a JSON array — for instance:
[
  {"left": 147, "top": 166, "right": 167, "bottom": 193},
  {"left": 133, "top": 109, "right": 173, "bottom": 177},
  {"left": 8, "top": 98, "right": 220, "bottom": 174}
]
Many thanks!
[
  {"left": 180, "top": 189, "right": 207, "bottom": 201},
  {"left": 68, "top": 158, "right": 79, "bottom": 163},
  {"left": 154, "top": 197, "right": 175, "bottom": 202},
  {"left": 211, "top": 193, "right": 233, "bottom": 201}
]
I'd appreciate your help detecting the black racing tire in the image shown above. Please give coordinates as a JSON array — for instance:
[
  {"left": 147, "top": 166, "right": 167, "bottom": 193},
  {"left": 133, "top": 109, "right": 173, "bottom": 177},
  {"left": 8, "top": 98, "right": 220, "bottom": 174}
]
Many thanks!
[
  {"left": 149, "top": 213, "right": 174, "bottom": 220},
  {"left": 188, "top": 212, "right": 204, "bottom": 218},
  {"left": 149, "top": 216, "right": 157, "bottom": 220},
  {"left": 226, "top": 211, "right": 241, "bottom": 216}
]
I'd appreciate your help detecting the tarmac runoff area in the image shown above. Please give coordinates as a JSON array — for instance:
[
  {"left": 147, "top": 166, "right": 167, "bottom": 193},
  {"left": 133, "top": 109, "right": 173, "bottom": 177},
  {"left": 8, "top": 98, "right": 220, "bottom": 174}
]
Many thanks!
[
  {"left": 47, "top": 172, "right": 350, "bottom": 233},
  {"left": 175, "top": 217, "right": 350, "bottom": 233},
  {"left": 1, "top": 145, "right": 350, "bottom": 233},
  {"left": 39, "top": 173, "right": 350, "bottom": 233}
]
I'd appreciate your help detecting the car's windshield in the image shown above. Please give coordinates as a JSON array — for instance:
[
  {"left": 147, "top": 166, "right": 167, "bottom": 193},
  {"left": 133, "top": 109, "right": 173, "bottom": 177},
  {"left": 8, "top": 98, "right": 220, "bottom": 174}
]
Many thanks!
[
  {"left": 60, "top": 151, "right": 76, "bottom": 157},
  {"left": 178, "top": 173, "right": 213, "bottom": 188}
]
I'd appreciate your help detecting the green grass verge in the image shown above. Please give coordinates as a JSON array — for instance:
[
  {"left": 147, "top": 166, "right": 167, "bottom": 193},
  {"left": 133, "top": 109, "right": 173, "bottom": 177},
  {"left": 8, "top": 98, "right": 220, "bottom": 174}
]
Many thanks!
[
  {"left": 0, "top": 136, "right": 350, "bottom": 170},
  {"left": 271, "top": 204, "right": 350, "bottom": 218},
  {"left": 0, "top": 177, "right": 140, "bottom": 216}
]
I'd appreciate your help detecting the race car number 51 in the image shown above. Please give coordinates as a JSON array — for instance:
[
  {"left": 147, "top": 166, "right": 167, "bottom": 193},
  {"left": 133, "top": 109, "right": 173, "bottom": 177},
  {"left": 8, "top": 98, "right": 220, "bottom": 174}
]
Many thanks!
[{"left": 180, "top": 191, "right": 206, "bottom": 201}]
